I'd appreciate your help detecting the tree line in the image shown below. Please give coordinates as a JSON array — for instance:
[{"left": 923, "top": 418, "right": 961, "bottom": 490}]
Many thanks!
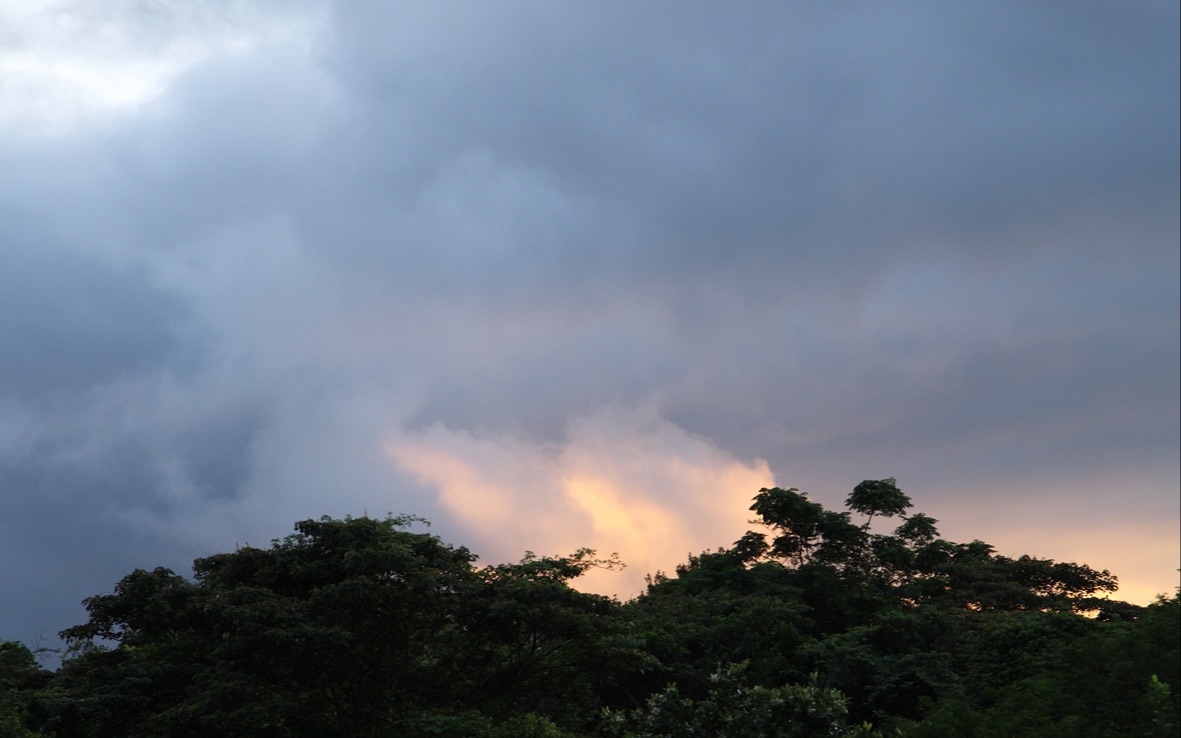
[{"left": 2, "top": 479, "right": 1177, "bottom": 737}]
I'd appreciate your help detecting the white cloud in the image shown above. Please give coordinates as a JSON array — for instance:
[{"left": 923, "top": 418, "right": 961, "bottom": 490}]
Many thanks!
[
  {"left": 387, "top": 404, "right": 775, "bottom": 598},
  {"left": 0, "top": 0, "right": 324, "bottom": 130}
]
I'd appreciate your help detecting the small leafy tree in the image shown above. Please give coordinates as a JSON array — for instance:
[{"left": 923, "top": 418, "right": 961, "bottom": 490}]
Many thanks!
[{"left": 845, "top": 478, "right": 912, "bottom": 529}]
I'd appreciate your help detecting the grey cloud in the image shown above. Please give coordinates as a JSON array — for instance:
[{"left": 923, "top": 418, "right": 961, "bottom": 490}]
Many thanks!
[
  {"left": 0, "top": 0, "right": 1176, "bottom": 646},
  {"left": 654, "top": 243, "right": 1178, "bottom": 489},
  {"left": 0, "top": 368, "right": 281, "bottom": 653},
  {"left": 0, "top": 242, "right": 184, "bottom": 397},
  {"left": 0, "top": 430, "right": 189, "bottom": 649},
  {"left": 109, "top": 53, "right": 336, "bottom": 250},
  {"left": 177, "top": 400, "right": 270, "bottom": 502},
  {"left": 314, "top": 1, "right": 1177, "bottom": 292}
]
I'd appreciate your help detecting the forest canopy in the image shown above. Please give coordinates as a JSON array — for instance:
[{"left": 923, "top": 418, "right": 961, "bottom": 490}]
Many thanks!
[{"left": 2, "top": 480, "right": 1177, "bottom": 737}]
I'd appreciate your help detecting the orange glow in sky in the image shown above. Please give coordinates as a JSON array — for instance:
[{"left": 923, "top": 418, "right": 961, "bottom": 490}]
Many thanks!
[
  {"left": 386, "top": 404, "right": 775, "bottom": 598},
  {"left": 387, "top": 406, "right": 1177, "bottom": 605}
]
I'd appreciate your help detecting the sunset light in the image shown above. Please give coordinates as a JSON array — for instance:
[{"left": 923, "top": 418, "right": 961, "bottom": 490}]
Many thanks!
[{"left": 0, "top": 3, "right": 1176, "bottom": 733}]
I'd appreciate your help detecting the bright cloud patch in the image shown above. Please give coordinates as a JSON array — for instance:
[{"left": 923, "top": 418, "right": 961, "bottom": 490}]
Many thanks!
[
  {"left": 0, "top": 0, "right": 323, "bottom": 129},
  {"left": 387, "top": 405, "right": 775, "bottom": 598}
]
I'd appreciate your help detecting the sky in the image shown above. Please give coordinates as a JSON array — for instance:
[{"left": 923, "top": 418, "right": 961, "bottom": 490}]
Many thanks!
[{"left": 1, "top": 1, "right": 1177, "bottom": 653}]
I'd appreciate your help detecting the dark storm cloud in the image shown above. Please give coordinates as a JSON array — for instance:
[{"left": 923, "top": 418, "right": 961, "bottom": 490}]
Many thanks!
[
  {"left": 315, "top": 1, "right": 1177, "bottom": 291},
  {"left": 0, "top": 0, "right": 1176, "bottom": 647},
  {"left": 659, "top": 247, "right": 1178, "bottom": 483},
  {"left": 0, "top": 245, "right": 181, "bottom": 396},
  {"left": 260, "top": 0, "right": 1178, "bottom": 440}
]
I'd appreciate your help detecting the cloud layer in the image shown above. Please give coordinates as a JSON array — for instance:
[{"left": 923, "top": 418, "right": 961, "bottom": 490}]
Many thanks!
[
  {"left": 0, "top": 1, "right": 1177, "bottom": 648},
  {"left": 389, "top": 404, "right": 774, "bottom": 597}
]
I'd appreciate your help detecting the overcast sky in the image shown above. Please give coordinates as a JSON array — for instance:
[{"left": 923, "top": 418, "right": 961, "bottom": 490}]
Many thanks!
[{"left": 1, "top": 1, "right": 1177, "bottom": 652}]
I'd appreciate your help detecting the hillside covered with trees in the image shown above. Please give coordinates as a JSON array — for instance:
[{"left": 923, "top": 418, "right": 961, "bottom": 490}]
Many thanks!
[{"left": 2, "top": 480, "right": 1177, "bottom": 737}]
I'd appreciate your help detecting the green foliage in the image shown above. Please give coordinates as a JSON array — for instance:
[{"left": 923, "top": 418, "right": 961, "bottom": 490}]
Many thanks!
[
  {"left": 492, "top": 712, "right": 585, "bottom": 738},
  {"left": 749, "top": 486, "right": 869, "bottom": 568},
  {"left": 902, "top": 592, "right": 1181, "bottom": 737},
  {"left": 449, "top": 549, "right": 633, "bottom": 726},
  {"left": 964, "top": 611, "right": 1100, "bottom": 699},
  {"left": 0, "top": 643, "right": 44, "bottom": 691},
  {"left": 6, "top": 479, "right": 1168, "bottom": 737},
  {"left": 0, "top": 705, "right": 41, "bottom": 738},
  {"left": 846, "top": 478, "right": 912, "bottom": 527},
  {"left": 623, "top": 555, "right": 810, "bottom": 699},
  {"left": 746, "top": 481, "right": 1119, "bottom": 616},
  {"left": 602, "top": 663, "right": 880, "bottom": 738},
  {"left": 35, "top": 515, "right": 628, "bottom": 737},
  {"left": 0, "top": 642, "right": 50, "bottom": 738},
  {"left": 809, "top": 608, "right": 966, "bottom": 724},
  {"left": 1145, "top": 674, "right": 1177, "bottom": 738},
  {"left": 892, "top": 513, "right": 939, "bottom": 544}
]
